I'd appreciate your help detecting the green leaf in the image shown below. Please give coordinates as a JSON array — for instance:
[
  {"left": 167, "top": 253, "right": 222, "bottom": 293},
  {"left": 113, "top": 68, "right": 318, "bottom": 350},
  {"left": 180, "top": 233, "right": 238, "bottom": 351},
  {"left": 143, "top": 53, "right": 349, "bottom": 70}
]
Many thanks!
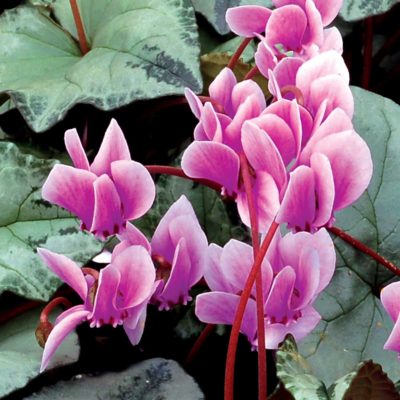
[
  {"left": 340, "top": 0, "right": 398, "bottom": 21},
  {"left": 276, "top": 336, "right": 329, "bottom": 400},
  {"left": 211, "top": 36, "right": 256, "bottom": 63},
  {"left": 0, "top": 2, "right": 202, "bottom": 132},
  {"left": 135, "top": 172, "right": 247, "bottom": 246},
  {"left": 191, "top": 0, "right": 273, "bottom": 35},
  {"left": 298, "top": 87, "right": 400, "bottom": 385},
  {"left": 0, "top": 308, "right": 79, "bottom": 398},
  {"left": 329, "top": 360, "right": 399, "bottom": 400},
  {"left": 0, "top": 142, "right": 103, "bottom": 301}
]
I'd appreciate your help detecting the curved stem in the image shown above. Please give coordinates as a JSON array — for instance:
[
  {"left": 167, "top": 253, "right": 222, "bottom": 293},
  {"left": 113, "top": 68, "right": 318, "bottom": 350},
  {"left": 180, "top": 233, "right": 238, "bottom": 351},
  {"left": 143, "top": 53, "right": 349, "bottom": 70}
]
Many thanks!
[
  {"left": 69, "top": 0, "right": 90, "bottom": 55},
  {"left": 145, "top": 165, "right": 222, "bottom": 192},
  {"left": 185, "top": 324, "right": 215, "bottom": 366},
  {"left": 40, "top": 297, "right": 73, "bottom": 325},
  {"left": 239, "top": 154, "right": 267, "bottom": 400},
  {"left": 224, "top": 220, "right": 279, "bottom": 400},
  {"left": 227, "top": 38, "right": 253, "bottom": 70},
  {"left": 280, "top": 85, "right": 304, "bottom": 106},
  {"left": 328, "top": 226, "right": 400, "bottom": 276},
  {"left": 244, "top": 66, "right": 259, "bottom": 81}
]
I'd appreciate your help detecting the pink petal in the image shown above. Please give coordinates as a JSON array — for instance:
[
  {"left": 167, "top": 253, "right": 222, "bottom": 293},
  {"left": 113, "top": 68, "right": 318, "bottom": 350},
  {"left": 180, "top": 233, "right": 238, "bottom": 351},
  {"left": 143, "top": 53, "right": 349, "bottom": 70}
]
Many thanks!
[
  {"left": 269, "top": 57, "right": 303, "bottom": 95},
  {"left": 90, "top": 119, "right": 131, "bottom": 177},
  {"left": 157, "top": 238, "right": 191, "bottom": 309},
  {"left": 196, "top": 292, "right": 257, "bottom": 343},
  {"left": 255, "top": 39, "right": 278, "bottom": 78},
  {"left": 277, "top": 166, "right": 316, "bottom": 231},
  {"left": 242, "top": 121, "right": 288, "bottom": 189},
  {"left": 184, "top": 88, "right": 203, "bottom": 119},
  {"left": 302, "top": 0, "right": 323, "bottom": 46},
  {"left": 123, "top": 302, "right": 148, "bottom": 345},
  {"left": 226, "top": 6, "right": 272, "bottom": 37},
  {"left": 40, "top": 306, "right": 90, "bottom": 372},
  {"left": 321, "top": 27, "right": 343, "bottom": 54},
  {"left": 91, "top": 174, "right": 124, "bottom": 239},
  {"left": 37, "top": 248, "right": 87, "bottom": 301},
  {"left": 381, "top": 282, "right": 400, "bottom": 323},
  {"left": 313, "top": 131, "right": 373, "bottom": 211},
  {"left": 237, "top": 171, "right": 281, "bottom": 233},
  {"left": 112, "top": 245, "right": 155, "bottom": 309},
  {"left": 264, "top": 305, "right": 320, "bottom": 349},
  {"left": 204, "top": 243, "right": 234, "bottom": 292},
  {"left": 314, "top": 0, "right": 343, "bottom": 26},
  {"left": 208, "top": 68, "right": 236, "bottom": 116},
  {"left": 181, "top": 141, "right": 240, "bottom": 195},
  {"left": 384, "top": 317, "right": 400, "bottom": 353},
  {"left": 117, "top": 222, "right": 151, "bottom": 252},
  {"left": 201, "top": 102, "right": 224, "bottom": 142},
  {"left": 42, "top": 164, "right": 96, "bottom": 230},
  {"left": 64, "top": 129, "right": 89, "bottom": 170},
  {"left": 231, "top": 80, "right": 266, "bottom": 115},
  {"left": 310, "top": 153, "right": 335, "bottom": 227},
  {"left": 90, "top": 264, "right": 121, "bottom": 327},
  {"left": 265, "top": 5, "right": 307, "bottom": 52},
  {"left": 111, "top": 160, "right": 155, "bottom": 221}
]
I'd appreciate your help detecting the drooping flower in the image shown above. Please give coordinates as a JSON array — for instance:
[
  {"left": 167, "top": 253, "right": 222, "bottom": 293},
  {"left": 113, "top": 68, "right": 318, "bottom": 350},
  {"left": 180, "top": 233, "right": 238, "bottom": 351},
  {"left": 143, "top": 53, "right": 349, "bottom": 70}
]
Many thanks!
[
  {"left": 42, "top": 119, "right": 156, "bottom": 240},
  {"left": 37, "top": 245, "right": 156, "bottom": 372},
  {"left": 381, "top": 282, "right": 400, "bottom": 354},
  {"left": 117, "top": 195, "right": 208, "bottom": 310},
  {"left": 196, "top": 228, "right": 335, "bottom": 348}
]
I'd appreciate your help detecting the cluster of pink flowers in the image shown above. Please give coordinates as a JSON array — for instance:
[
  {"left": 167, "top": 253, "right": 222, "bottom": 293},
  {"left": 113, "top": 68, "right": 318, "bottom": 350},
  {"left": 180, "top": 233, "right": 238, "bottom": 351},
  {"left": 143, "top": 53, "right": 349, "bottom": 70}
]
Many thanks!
[{"left": 38, "top": 0, "right": 400, "bottom": 374}]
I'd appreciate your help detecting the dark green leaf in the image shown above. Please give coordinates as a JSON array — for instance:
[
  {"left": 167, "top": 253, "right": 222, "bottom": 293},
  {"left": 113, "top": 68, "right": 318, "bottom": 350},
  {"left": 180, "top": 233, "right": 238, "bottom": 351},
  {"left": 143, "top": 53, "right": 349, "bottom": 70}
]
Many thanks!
[
  {"left": 298, "top": 87, "right": 400, "bottom": 385},
  {"left": 0, "top": 1, "right": 202, "bottom": 132},
  {"left": 0, "top": 308, "right": 79, "bottom": 397},
  {"left": 340, "top": 0, "right": 398, "bottom": 21},
  {"left": 0, "top": 142, "right": 103, "bottom": 301}
]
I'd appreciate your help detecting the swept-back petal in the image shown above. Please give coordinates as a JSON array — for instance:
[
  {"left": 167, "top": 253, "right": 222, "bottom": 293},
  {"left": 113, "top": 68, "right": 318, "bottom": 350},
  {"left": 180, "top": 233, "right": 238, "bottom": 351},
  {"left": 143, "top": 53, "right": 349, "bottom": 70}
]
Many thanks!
[
  {"left": 42, "top": 164, "right": 96, "bottom": 230},
  {"left": 111, "top": 160, "right": 155, "bottom": 221},
  {"left": 303, "top": 0, "right": 323, "bottom": 46},
  {"left": 265, "top": 5, "right": 307, "bottom": 52},
  {"left": 277, "top": 166, "right": 316, "bottom": 231},
  {"left": 64, "top": 129, "right": 89, "bottom": 170},
  {"left": 320, "top": 27, "right": 343, "bottom": 54},
  {"left": 196, "top": 292, "right": 257, "bottom": 343},
  {"left": 90, "top": 119, "right": 131, "bottom": 176},
  {"left": 181, "top": 141, "right": 240, "bottom": 195},
  {"left": 40, "top": 306, "right": 90, "bottom": 372},
  {"left": 123, "top": 302, "right": 148, "bottom": 345},
  {"left": 208, "top": 68, "right": 236, "bottom": 116},
  {"left": 201, "top": 102, "right": 224, "bottom": 142},
  {"left": 313, "top": 131, "right": 373, "bottom": 211},
  {"left": 90, "top": 264, "right": 121, "bottom": 327},
  {"left": 384, "top": 317, "right": 400, "bottom": 353},
  {"left": 204, "top": 243, "right": 234, "bottom": 292},
  {"left": 37, "top": 248, "right": 87, "bottom": 301},
  {"left": 269, "top": 57, "right": 303, "bottom": 95},
  {"left": 381, "top": 282, "right": 400, "bottom": 322},
  {"left": 255, "top": 39, "right": 278, "bottom": 78},
  {"left": 117, "top": 222, "right": 151, "bottom": 252},
  {"left": 242, "top": 121, "right": 287, "bottom": 189},
  {"left": 91, "top": 174, "right": 124, "bottom": 239},
  {"left": 226, "top": 6, "right": 271, "bottom": 37},
  {"left": 184, "top": 87, "right": 203, "bottom": 119},
  {"left": 112, "top": 245, "right": 155, "bottom": 309}
]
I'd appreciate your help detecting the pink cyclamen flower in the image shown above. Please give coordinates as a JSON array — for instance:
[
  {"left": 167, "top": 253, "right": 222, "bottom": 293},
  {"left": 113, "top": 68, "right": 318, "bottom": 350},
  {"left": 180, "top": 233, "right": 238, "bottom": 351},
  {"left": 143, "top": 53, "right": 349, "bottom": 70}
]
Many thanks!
[
  {"left": 42, "top": 119, "right": 156, "bottom": 240},
  {"left": 37, "top": 245, "right": 156, "bottom": 372},
  {"left": 226, "top": 1, "right": 343, "bottom": 74},
  {"left": 381, "top": 282, "right": 400, "bottom": 354},
  {"left": 117, "top": 195, "right": 208, "bottom": 310},
  {"left": 196, "top": 228, "right": 335, "bottom": 348}
]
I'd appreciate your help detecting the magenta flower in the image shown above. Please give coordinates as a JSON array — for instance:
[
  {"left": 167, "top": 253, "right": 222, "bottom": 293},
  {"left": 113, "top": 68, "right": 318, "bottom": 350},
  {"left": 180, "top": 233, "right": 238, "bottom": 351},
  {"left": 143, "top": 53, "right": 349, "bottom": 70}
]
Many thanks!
[
  {"left": 381, "top": 282, "right": 400, "bottom": 354},
  {"left": 196, "top": 228, "right": 335, "bottom": 348},
  {"left": 37, "top": 245, "right": 156, "bottom": 372},
  {"left": 42, "top": 119, "right": 156, "bottom": 240},
  {"left": 117, "top": 195, "right": 208, "bottom": 310}
]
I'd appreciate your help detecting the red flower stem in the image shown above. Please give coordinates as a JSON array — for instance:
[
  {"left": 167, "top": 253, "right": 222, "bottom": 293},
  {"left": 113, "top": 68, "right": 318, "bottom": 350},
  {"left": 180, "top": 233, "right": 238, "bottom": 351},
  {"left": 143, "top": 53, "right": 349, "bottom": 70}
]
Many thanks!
[
  {"left": 40, "top": 297, "right": 73, "bottom": 324},
  {"left": 224, "top": 220, "right": 279, "bottom": 400},
  {"left": 69, "top": 0, "right": 90, "bottom": 55},
  {"left": 362, "top": 17, "right": 374, "bottom": 89},
  {"left": 239, "top": 154, "right": 267, "bottom": 400},
  {"left": 244, "top": 66, "right": 259, "bottom": 81},
  {"left": 185, "top": 323, "right": 215, "bottom": 366},
  {"left": 0, "top": 301, "right": 41, "bottom": 325},
  {"left": 198, "top": 96, "right": 225, "bottom": 113},
  {"left": 227, "top": 38, "right": 253, "bottom": 70},
  {"left": 145, "top": 165, "right": 222, "bottom": 192},
  {"left": 280, "top": 85, "right": 305, "bottom": 106},
  {"left": 328, "top": 226, "right": 400, "bottom": 276}
]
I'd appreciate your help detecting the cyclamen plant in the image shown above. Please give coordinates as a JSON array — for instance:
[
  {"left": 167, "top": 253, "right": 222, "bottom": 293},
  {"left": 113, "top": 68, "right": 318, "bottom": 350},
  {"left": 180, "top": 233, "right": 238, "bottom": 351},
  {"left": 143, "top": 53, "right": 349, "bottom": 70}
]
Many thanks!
[{"left": 31, "top": 0, "right": 400, "bottom": 399}]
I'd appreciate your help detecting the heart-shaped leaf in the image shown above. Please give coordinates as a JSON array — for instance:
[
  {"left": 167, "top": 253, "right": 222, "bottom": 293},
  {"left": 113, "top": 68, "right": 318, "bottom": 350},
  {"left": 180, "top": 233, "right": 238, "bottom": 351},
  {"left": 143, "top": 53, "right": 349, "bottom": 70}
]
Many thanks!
[
  {"left": 0, "top": 142, "right": 103, "bottom": 301},
  {"left": 298, "top": 87, "right": 400, "bottom": 385},
  {"left": 0, "top": 1, "right": 202, "bottom": 132},
  {"left": 340, "top": 0, "right": 399, "bottom": 21}
]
